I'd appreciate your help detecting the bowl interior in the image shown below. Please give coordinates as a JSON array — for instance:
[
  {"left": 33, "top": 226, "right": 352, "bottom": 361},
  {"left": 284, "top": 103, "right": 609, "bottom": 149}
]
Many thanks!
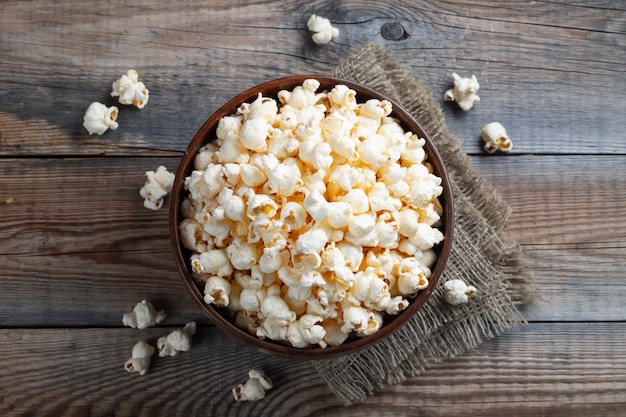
[{"left": 170, "top": 74, "right": 454, "bottom": 360}]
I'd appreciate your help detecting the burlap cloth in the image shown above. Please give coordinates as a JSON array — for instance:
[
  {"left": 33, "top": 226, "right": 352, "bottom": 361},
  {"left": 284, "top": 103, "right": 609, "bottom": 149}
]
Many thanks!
[{"left": 312, "top": 43, "right": 535, "bottom": 405}]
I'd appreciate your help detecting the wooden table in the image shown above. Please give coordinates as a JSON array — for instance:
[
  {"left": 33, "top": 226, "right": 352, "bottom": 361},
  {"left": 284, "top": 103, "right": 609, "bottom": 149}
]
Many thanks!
[{"left": 1, "top": 1, "right": 624, "bottom": 415}]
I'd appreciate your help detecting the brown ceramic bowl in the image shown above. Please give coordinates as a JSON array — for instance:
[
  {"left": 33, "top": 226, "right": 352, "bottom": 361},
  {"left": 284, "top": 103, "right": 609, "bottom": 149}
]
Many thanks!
[{"left": 170, "top": 74, "right": 454, "bottom": 360}]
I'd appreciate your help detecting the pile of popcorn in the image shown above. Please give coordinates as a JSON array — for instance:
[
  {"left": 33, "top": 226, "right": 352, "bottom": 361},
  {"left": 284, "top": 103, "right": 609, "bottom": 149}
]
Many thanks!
[{"left": 178, "top": 79, "right": 445, "bottom": 348}]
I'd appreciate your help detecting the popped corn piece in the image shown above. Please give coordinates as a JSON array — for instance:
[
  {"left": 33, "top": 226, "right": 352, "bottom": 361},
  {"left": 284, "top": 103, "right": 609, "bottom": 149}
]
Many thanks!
[
  {"left": 240, "top": 117, "right": 270, "bottom": 152},
  {"left": 327, "top": 201, "right": 353, "bottom": 229},
  {"left": 239, "top": 286, "right": 268, "bottom": 313},
  {"left": 122, "top": 300, "right": 167, "bottom": 329},
  {"left": 287, "top": 314, "right": 327, "bottom": 348},
  {"left": 481, "top": 121, "right": 513, "bottom": 153},
  {"left": 337, "top": 241, "right": 364, "bottom": 272},
  {"left": 341, "top": 301, "right": 383, "bottom": 337},
  {"left": 190, "top": 249, "right": 233, "bottom": 277},
  {"left": 186, "top": 164, "right": 225, "bottom": 201},
  {"left": 338, "top": 188, "right": 370, "bottom": 214},
  {"left": 111, "top": 69, "right": 149, "bottom": 109},
  {"left": 82, "top": 102, "right": 119, "bottom": 135},
  {"left": 267, "top": 158, "right": 302, "bottom": 196},
  {"left": 226, "top": 237, "right": 260, "bottom": 271},
  {"left": 178, "top": 218, "right": 208, "bottom": 253},
  {"left": 140, "top": 165, "right": 175, "bottom": 210},
  {"left": 385, "top": 296, "right": 410, "bottom": 315},
  {"left": 277, "top": 79, "right": 324, "bottom": 109},
  {"left": 194, "top": 142, "right": 219, "bottom": 170},
  {"left": 322, "top": 319, "right": 350, "bottom": 347},
  {"left": 245, "top": 93, "right": 279, "bottom": 124},
  {"left": 327, "top": 84, "right": 357, "bottom": 112},
  {"left": 307, "top": 14, "right": 339, "bottom": 45},
  {"left": 232, "top": 369, "right": 273, "bottom": 402},
  {"left": 124, "top": 340, "right": 155, "bottom": 376},
  {"left": 257, "top": 291, "right": 296, "bottom": 341},
  {"left": 444, "top": 279, "right": 477, "bottom": 305},
  {"left": 397, "top": 257, "right": 429, "bottom": 296},
  {"left": 352, "top": 268, "right": 391, "bottom": 310},
  {"left": 157, "top": 321, "right": 196, "bottom": 357},
  {"left": 444, "top": 72, "right": 480, "bottom": 111},
  {"left": 204, "top": 276, "right": 232, "bottom": 307},
  {"left": 358, "top": 134, "right": 389, "bottom": 169},
  {"left": 408, "top": 223, "right": 445, "bottom": 251},
  {"left": 216, "top": 115, "right": 243, "bottom": 142},
  {"left": 303, "top": 189, "right": 330, "bottom": 221}
]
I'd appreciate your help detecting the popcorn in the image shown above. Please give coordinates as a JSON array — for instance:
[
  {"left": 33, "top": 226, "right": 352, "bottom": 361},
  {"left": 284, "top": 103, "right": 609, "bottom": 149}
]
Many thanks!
[
  {"left": 240, "top": 118, "right": 270, "bottom": 152},
  {"left": 140, "top": 166, "right": 175, "bottom": 210},
  {"left": 307, "top": 15, "right": 339, "bottom": 45},
  {"left": 204, "top": 276, "right": 232, "bottom": 307},
  {"left": 157, "top": 321, "right": 196, "bottom": 357},
  {"left": 444, "top": 279, "right": 477, "bottom": 305},
  {"left": 111, "top": 70, "right": 149, "bottom": 109},
  {"left": 83, "top": 102, "right": 119, "bottom": 135},
  {"left": 216, "top": 115, "right": 243, "bottom": 142},
  {"left": 287, "top": 314, "right": 326, "bottom": 348},
  {"left": 232, "top": 369, "right": 273, "bottom": 402},
  {"left": 179, "top": 80, "right": 446, "bottom": 348},
  {"left": 122, "top": 300, "right": 167, "bottom": 329},
  {"left": 124, "top": 340, "right": 155, "bottom": 376},
  {"left": 444, "top": 72, "right": 480, "bottom": 111},
  {"left": 191, "top": 249, "right": 233, "bottom": 276},
  {"left": 481, "top": 121, "right": 513, "bottom": 153}
]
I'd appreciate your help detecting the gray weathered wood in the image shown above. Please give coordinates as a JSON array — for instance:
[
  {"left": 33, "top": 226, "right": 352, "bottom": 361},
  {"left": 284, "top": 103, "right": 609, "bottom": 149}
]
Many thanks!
[
  {"left": 0, "top": 323, "right": 624, "bottom": 417},
  {"left": 1, "top": 0, "right": 625, "bottom": 415}
]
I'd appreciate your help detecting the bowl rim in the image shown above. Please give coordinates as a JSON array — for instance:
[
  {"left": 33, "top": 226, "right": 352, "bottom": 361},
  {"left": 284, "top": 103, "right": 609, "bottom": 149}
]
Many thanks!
[{"left": 169, "top": 74, "right": 454, "bottom": 360}]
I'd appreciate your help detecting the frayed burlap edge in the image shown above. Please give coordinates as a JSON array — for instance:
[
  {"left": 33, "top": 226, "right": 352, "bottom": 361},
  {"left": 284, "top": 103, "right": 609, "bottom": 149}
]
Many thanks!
[{"left": 311, "top": 43, "right": 535, "bottom": 405}]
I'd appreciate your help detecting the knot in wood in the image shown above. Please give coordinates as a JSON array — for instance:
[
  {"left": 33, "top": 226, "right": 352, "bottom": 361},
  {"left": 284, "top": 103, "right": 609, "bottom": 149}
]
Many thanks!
[{"left": 381, "top": 22, "right": 408, "bottom": 41}]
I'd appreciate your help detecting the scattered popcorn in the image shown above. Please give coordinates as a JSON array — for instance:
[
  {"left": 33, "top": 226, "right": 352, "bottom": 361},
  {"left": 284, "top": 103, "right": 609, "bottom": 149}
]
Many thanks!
[
  {"left": 111, "top": 69, "right": 149, "bottom": 109},
  {"left": 179, "top": 79, "right": 446, "bottom": 348},
  {"left": 481, "top": 121, "right": 512, "bottom": 153},
  {"left": 140, "top": 165, "right": 175, "bottom": 210},
  {"left": 157, "top": 321, "right": 197, "bottom": 357},
  {"left": 122, "top": 300, "right": 167, "bottom": 329},
  {"left": 307, "top": 15, "right": 339, "bottom": 45},
  {"left": 232, "top": 369, "right": 273, "bottom": 402},
  {"left": 443, "top": 279, "right": 477, "bottom": 305},
  {"left": 124, "top": 340, "right": 155, "bottom": 376},
  {"left": 82, "top": 102, "right": 119, "bottom": 135},
  {"left": 444, "top": 73, "right": 480, "bottom": 111}
]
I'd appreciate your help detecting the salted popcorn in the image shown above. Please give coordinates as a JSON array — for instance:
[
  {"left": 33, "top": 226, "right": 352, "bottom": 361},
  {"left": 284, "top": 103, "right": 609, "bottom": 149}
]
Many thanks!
[
  {"left": 157, "top": 321, "right": 196, "bottom": 357},
  {"left": 481, "top": 121, "right": 512, "bottom": 153},
  {"left": 122, "top": 300, "right": 167, "bottom": 329},
  {"left": 140, "top": 166, "right": 175, "bottom": 210},
  {"left": 444, "top": 73, "right": 480, "bottom": 111},
  {"left": 124, "top": 340, "right": 155, "bottom": 376},
  {"left": 307, "top": 15, "right": 339, "bottom": 45},
  {"left": 111, "top": 69, "right": 149, "bottom": 109},
  {"left": 179, "top": 79, "right": 446, "bottom": 348},
  {"left": 232, "top": 369, "right": 273, "bottom": 402},
  {"left": 443, "top": 279, "right": 477, "bottom": 305},
  {"left": 83, "top": 102, "right": 119, "bottom": 135}
]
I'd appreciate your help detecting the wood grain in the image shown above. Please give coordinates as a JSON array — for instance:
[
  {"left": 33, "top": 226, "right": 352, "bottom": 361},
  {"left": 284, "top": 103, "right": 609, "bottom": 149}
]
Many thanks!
[
  {"left": 0, "top": 154, "right": 624, "bottom": 325},
  {"left": 0, "top": 323, "right": 624, "bottom": 417},
  {"left": 1, "top": 0, "right": 625, "bottom": 415},
  {"left": 0, "top": 1, "right": 624, "bottom": 156}
]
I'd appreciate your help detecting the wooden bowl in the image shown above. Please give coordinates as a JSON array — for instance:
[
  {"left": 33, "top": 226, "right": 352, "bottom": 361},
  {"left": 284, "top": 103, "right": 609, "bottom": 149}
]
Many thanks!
[{"left": 169, "top": 74, "right": 454, "bottom": 360}]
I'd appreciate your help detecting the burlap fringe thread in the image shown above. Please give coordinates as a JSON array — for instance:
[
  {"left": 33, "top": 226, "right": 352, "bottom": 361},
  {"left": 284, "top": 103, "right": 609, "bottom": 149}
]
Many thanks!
[{"left": 312, "top": 43, "right": 535, "bottom": 406}]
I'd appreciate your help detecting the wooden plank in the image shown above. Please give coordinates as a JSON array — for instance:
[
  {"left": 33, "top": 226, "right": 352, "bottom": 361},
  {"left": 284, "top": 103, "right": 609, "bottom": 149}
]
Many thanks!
[
  {"left": 472, "top": 154, "right": 626, "bottom": 321},
  {"left": 0, "top": 322, "right": 624, "bottom": 416},
  {"left": 1, "top": 154, "right": 625, "bottom": 325},
  {"left": 0, "top": 1, "right": 624, "bottom": 156},
  {"left": 0, "top": 156, "right": 205, "bottom": 326}
]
